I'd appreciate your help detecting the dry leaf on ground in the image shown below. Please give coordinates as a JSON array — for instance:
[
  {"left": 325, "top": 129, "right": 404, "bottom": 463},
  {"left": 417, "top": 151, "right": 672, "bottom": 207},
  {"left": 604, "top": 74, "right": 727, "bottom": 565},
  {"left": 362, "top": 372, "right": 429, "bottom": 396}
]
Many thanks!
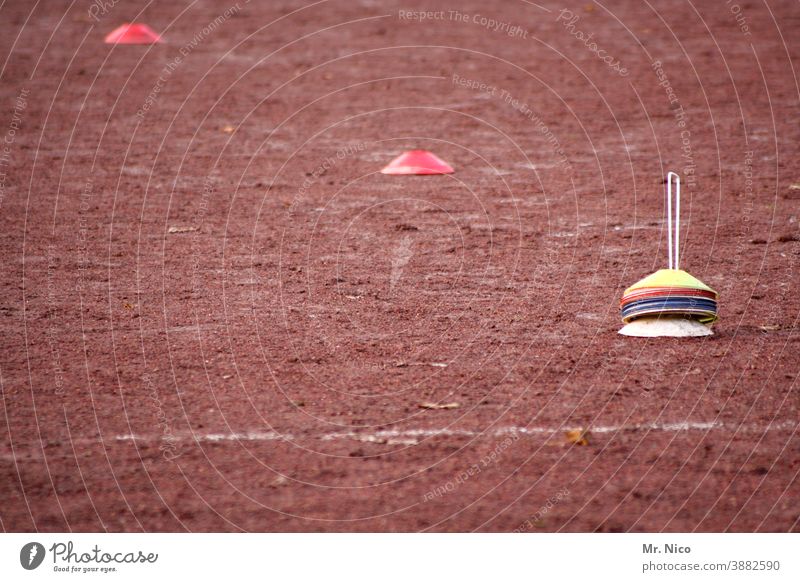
[{"left": 565, "top": 428, "right": 590, "bottom": 446}]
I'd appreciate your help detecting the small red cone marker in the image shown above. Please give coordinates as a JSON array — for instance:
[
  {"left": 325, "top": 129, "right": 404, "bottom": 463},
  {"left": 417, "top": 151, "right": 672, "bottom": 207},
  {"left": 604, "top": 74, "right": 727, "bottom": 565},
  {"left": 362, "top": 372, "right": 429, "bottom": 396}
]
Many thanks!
[
  {"left": 380, "top": 150, "right": 454, "bottom": 175},
  {"left": 105, "top": 24, "right": 162, "bottom": 45}
]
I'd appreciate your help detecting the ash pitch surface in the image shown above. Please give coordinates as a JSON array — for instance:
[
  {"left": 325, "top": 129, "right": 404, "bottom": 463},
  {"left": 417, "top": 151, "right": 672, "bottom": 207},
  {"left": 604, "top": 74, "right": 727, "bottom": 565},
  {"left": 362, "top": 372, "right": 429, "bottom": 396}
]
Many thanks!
[{"left": 1, "top": 0, "right": 799, "bottom": 532}]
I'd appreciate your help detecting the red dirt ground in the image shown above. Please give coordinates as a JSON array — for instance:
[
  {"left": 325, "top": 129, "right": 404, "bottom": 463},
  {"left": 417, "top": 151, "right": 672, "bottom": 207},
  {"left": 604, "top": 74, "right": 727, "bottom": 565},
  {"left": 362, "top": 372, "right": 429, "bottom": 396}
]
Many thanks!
[{"left": 1, "top": 0, "right": 799, "bottom": 532}]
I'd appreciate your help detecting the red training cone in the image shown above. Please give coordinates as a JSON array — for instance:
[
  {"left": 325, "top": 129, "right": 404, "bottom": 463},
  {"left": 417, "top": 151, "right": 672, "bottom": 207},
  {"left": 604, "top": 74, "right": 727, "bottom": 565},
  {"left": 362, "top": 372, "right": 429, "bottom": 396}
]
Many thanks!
[
  {"left": 380, "top": 150, "right": 454, "bottom": 175},
  {"left": 105, "top": 24, "right": 162, "bottom": 45}
]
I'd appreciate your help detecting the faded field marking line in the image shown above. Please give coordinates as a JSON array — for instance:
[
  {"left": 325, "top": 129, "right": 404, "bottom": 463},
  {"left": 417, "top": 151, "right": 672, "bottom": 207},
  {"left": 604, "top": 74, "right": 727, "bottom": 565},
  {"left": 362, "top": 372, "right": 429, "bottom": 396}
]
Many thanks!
[
  {"left": 108, "top": 420, "right": 799, "bottom": 445},
  {"left": 2, "top": 421, "right": 797, "bottom": 459}
]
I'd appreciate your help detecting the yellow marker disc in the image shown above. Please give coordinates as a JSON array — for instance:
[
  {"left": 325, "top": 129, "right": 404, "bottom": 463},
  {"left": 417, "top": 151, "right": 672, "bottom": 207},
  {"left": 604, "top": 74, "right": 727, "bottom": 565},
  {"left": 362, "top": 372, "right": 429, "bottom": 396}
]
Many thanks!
[{"left": 623, "top": 269, "right": 717, "bottom": 297}]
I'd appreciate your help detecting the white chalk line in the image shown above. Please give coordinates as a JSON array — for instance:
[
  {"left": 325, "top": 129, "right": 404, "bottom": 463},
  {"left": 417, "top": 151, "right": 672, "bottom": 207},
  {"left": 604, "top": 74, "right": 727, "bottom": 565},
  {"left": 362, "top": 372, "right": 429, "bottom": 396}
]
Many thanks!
[
  {"left": 3, "top": 421, "right": 797, "bottom": 461},
  {"left": 110, "top": 420, "right": 799, "bottom": 446}
]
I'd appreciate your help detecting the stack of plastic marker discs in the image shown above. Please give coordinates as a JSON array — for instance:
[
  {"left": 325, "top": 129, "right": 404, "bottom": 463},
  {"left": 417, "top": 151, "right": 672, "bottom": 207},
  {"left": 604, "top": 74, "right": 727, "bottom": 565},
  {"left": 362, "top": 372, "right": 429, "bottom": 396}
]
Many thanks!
[{"left": 619, "top": 172, "right": 719, "bottom": 338}]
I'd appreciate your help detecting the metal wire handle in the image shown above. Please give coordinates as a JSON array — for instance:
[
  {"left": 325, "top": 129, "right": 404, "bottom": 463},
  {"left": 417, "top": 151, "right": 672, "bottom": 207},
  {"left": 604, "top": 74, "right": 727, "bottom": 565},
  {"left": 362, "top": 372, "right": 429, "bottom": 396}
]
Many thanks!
[{"left": 666, "top": 171, "right": 680, "bottom": 270}]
